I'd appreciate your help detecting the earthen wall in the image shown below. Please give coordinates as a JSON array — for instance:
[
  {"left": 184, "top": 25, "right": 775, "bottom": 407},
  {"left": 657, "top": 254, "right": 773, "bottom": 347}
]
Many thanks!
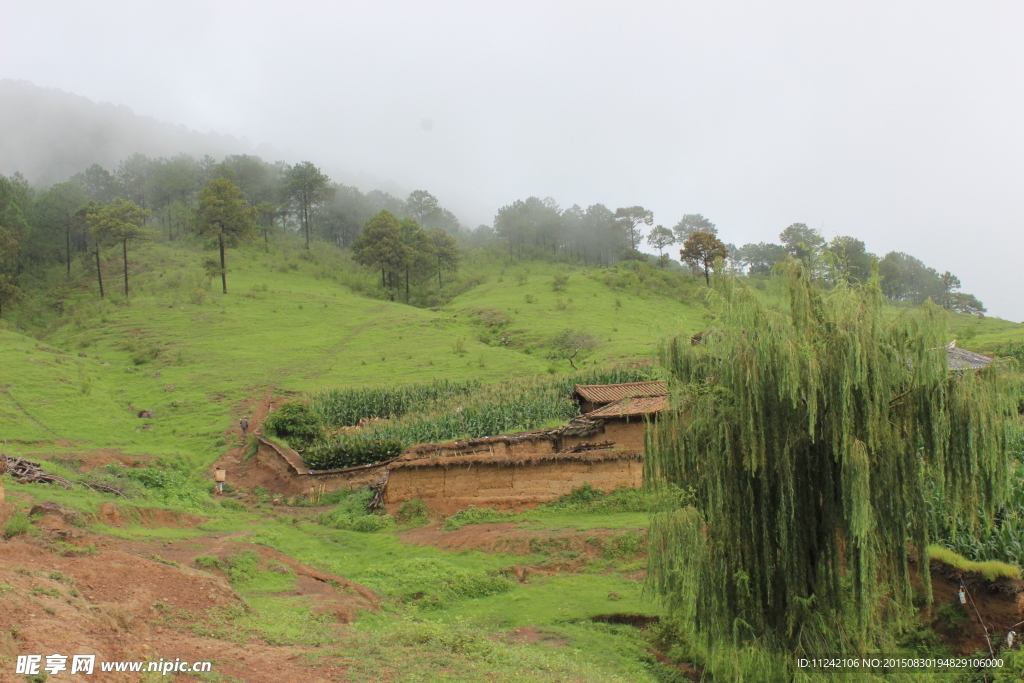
[
  {"left": 249, "top": 418, "right": 649, "bottom": 510},
  {"left": 384, "top": 455, "right": 643, "bottom": 514},
  {"left": 249, "top": 436, "right": 386, "bottom": 496},
  {"left": 601, "top": 420, "right": 647, "bottom": 452}
]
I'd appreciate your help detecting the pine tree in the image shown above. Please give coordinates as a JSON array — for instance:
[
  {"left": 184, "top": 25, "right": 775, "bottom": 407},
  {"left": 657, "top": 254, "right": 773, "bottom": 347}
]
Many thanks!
[
  {"left": 85, "top": 198, "right": 152, "bottom": 297},
  {"left": 192, "top": 179, "right": 257, "bottom": 294}
]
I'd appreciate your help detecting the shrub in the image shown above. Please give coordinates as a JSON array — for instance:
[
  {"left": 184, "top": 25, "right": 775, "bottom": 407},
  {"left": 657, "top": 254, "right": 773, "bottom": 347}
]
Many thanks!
[
  {"left": 381, "top": 617, "right": 501, "bottom": 658},
  {"left": 362, "top": 557, "right": 512, "bottom": 608},
  {"left": 397, "top": 499, "right": 429, "bottom": 527},
  {"left": 3, "top": 511, "right": 31, "bottom": 538},
  {"left": 129, "top": 341, "right": 161, "bottom": 365},
  {"left": 600, "top": 531, "right": 647, "bottom": 559},
  {"left": 317, "top": 508, "right": 394, "bottom": 533},
  {"left": 194, "top": 555, "right": 220, "bottom": 569},
  {"left": 263, "top": 401, "right": 323, "bottom": 448},
  {"left": 302, "top": 435, "right": 404, "bottom": 470},
  {"left": 444, "top": 506, "right": 516, "bottom": 531},
  {"left": 194, "top": 551, "right": 261, "bottom": 584},
  {"left": 540, "top": 483, "right": 652, "bottom": 513},
  {"left": 220, "top": 550, "right": 260, "bottom": 584},
  {"left": 315, "top": 488, "right": 395, "bottom": 532},
  {"left": 550, "top": 481, "right": 602, "bottom": 506}
]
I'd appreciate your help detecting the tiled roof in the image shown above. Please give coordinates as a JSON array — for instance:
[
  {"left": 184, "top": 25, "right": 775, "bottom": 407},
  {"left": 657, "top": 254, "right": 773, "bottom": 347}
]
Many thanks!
[
  {"left": 947, "top": 346, "right": 992, "bottom": 370},
  {"left": 585, "top": 395, "right": 667, "bottom": 418},
  {"left": 574, "top": 381, "right": 667, "bottom": 404}
]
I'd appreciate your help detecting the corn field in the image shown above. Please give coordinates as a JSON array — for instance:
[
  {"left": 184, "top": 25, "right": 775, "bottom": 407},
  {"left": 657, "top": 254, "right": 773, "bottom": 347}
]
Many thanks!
[
  {"left": 927, "top": 459, "right": 1024, "bottom": 568},
  {"left": 310, "top": 379, "right": 482, "bottom": 427},
  {"left": 307, "top": 365, "right": 660, "bottom": 448},
  {"left": 358, "top": 379, "right": 579, "bottom": 445}
]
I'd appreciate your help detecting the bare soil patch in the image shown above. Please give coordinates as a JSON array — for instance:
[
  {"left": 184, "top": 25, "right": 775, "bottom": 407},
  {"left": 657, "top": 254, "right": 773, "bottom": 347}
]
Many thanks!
[
  {"left": 925, "top": 558, "right": 1023, "bottom": 655},
  {"left": 214, "top": 390, "right": 294, "bottom": 493},
  {"left": 92, "top": 502, "right": 208, "bottom": 528},
  {"left": 109, "top": 532, "right": 378, "bottom": 618},
  {"left": 42, "top": 448, "right": 155, "bottom": 472},
  {"left": 500, "top": 626, "right": 568, "bottom": 647},
  {"left": 399, "top": 521, "right": 626, "bottom": 556},
  {"left": 0, "top": 527, "right": 375, "bottom": 682}
]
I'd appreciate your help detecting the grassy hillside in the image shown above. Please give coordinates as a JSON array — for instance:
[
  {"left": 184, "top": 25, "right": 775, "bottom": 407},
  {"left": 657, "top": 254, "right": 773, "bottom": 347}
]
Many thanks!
[
  {"left": 5, "top": 237, "right": 1023, "bottom": 465},
  {"left": 1, "top": 240, "right": 716, "bottom": 462},
  {"left": 446, "top": 260, "right": 709, "bottom": 363}
]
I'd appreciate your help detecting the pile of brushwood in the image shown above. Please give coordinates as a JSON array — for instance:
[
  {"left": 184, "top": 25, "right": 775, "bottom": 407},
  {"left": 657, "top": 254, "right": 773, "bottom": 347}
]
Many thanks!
[{"left": 2, "top": 453, "right": 127, "bottom": 497}]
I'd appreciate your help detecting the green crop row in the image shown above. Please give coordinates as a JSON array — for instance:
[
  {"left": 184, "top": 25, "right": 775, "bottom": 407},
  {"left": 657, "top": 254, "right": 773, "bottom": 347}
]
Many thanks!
[
  {"left": 309, "top": 365, "right": 659, "bottom": 430},
  {"left": 267, "top": 365, "right": 662, "bottom": 469},
  {"left": 310, "top": 378, "right": 483, "bottom": 427},
  {"left": 927, "top": 457, "right": 1024, "bottom": 569}
]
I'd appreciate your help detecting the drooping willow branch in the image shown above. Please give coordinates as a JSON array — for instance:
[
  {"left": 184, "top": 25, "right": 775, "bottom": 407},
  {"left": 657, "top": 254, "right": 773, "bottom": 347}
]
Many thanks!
[{"left": 645, "top": 264, "right": 1016, "bottom": 653}]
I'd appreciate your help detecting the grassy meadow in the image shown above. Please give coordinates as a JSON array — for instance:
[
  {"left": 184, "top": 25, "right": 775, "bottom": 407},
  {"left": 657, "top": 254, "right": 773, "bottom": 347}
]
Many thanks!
[{"left": 1, "top": 238, "right": 723, "bottom": 462}]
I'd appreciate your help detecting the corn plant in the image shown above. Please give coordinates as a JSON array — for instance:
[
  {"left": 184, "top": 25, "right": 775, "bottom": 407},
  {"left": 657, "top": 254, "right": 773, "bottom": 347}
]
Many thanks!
[
  {"left": 298, "top": 366, "right": 662, "bottom": 468},
  {"left": 310, "top": 378, "right": 481, "bottom": 427},
  {"left": 927, "top": 459, "right": 1024, "bottom": 568}
]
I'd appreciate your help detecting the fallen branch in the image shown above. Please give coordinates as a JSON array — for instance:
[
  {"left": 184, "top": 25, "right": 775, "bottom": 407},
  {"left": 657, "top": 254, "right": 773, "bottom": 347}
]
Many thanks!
[
  {"left": 79, "top": 481, "right": 130, "bottom": 499},
  {"left": 367, "top": 470, "right": 389, "bottom": 512}
]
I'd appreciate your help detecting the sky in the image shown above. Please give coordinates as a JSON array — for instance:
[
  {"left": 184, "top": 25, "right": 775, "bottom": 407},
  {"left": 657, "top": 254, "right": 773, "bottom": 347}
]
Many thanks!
[{"left": 3, "top": 1, "right": 1024, "bottom": 320}]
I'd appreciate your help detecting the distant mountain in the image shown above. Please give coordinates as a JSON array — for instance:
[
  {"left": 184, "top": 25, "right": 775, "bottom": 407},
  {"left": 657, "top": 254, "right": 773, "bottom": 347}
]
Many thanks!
[{"left": 0, "top": 80, "right": 270, "bottom": 185}]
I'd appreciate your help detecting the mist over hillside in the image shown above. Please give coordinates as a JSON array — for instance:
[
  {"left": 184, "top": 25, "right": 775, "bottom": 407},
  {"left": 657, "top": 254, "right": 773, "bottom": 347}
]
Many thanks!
[{"left": 0, "top": 80, "right": 272, "bottom": 185}]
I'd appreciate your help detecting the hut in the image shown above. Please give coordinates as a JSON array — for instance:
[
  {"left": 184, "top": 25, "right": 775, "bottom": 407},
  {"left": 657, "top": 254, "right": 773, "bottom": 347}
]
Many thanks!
[
  {"left": 946, "top": 344, "right": 992, "bottom": 370},
  {"left": 578, "top": 394, "right": 667, "bottom": 452},
  {"left": 573, "top": 380, "right": 667, "bottom": 414}
]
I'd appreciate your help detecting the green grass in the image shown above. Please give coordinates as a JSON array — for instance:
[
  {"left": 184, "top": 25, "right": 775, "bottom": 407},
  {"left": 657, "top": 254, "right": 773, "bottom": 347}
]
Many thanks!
[
  {"left": 947, "top": 310, "right": 1024, "bottom": 351},
  {"left": 8, "top": 238, "right": 1015, "bottom": 467},
  {"left": 445, "top": 484, "right": 656, "bottom": 531},
  {"left": 341, "top": 615, "right": 657, "bottom": 682},
  {"left": 0, "top": 240, "right": 713, "bottom": 467},
  {"left": 926, "top": 544, "right": 1022, "bottom": 581},
  {"left": 443, "top": 572, "right": 652, "bottom": 629},
  {"left": 448, "top": 260, "right": 709, "bottom": 364},
  {"left": 121, "top": 512, "right": 665, "bottom": 681},
  {"left": 3, "top": 510, "right": 31, "bottom": 538}
]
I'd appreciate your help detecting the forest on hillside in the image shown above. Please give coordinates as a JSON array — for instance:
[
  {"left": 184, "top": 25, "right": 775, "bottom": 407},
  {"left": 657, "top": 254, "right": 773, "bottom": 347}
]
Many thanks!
[{"left": 0, "top": 150, "right": 986, "bottom": 320}]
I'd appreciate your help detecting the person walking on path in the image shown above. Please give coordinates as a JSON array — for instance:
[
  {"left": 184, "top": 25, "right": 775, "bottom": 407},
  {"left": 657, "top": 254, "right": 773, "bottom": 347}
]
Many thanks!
[
  {"left": 239, "top": 417, "right": 249, "bottom": 437},
  {"left": 214, "top": 466, "right": 226, "bottom": 495}
]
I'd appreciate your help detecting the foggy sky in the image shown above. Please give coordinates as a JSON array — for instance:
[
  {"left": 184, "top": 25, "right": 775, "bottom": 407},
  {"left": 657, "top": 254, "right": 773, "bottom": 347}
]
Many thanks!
[{"left": 3, "top": 1, "right": 1023, "bottom": 321}]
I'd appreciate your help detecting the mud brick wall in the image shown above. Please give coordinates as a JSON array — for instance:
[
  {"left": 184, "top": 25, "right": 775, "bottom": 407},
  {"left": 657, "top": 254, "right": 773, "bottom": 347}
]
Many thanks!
[
  {"left": 250, "top": 436, "right": 385, "bottom": 496},
  {"left": 384, "top": 455, "right": 643, "bottom": 515},
  {"left": 598, "top": 420, "right": 646, "bottom": 452},
  {"left": 250, "top": 419, "right": 648, "bottom": 505}
]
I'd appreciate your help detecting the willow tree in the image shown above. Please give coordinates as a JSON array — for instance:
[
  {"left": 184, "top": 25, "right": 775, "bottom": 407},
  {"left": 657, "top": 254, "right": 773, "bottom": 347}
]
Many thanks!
[{"left": 646, "top": 265, "right": 1016, "bottom": 654}]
